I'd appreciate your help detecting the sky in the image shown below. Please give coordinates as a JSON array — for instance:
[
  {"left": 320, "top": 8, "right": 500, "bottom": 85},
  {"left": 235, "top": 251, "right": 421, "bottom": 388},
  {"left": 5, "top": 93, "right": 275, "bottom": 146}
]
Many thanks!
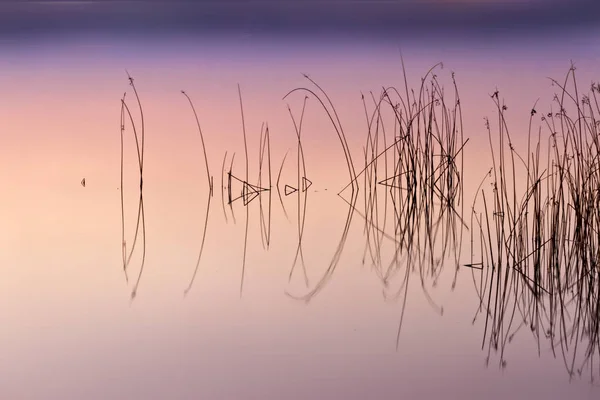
[{"left": 0, "top": 0, "right": 596, "bottom": 40}]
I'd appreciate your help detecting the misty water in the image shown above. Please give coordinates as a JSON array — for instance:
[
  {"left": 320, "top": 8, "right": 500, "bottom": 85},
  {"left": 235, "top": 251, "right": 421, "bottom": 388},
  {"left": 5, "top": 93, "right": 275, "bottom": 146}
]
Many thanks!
[{"left": 1, "top": 25, "right": 600, "bottom": 400}]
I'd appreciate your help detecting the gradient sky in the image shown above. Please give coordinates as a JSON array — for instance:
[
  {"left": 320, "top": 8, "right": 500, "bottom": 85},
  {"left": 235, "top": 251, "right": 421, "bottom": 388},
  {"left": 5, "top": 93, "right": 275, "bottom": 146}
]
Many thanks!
[{"left": 0, "top": 0, "right": 596, "bottom": 40}]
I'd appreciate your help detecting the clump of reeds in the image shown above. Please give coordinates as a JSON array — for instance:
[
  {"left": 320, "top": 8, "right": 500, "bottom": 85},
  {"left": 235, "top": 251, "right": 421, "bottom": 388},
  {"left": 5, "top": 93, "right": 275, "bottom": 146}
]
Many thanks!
[
  {"left": 355, "top": 61, "right": 467, "bottom": 347},
  {"left": 282, "top": 63, "right": 467, "bottom": 349},
  {"left": 470, "top": 64, "right": 600, "bottom": 382},
  {"left": 217, "top": 85, "right": 273, "bottom": 296}
]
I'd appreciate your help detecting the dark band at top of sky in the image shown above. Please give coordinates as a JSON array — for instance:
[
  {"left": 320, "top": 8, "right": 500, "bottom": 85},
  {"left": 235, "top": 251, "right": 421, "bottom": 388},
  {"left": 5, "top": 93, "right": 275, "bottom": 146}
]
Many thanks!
[{"left": 0, "top": 0, "right": 595, "bottom": 39}]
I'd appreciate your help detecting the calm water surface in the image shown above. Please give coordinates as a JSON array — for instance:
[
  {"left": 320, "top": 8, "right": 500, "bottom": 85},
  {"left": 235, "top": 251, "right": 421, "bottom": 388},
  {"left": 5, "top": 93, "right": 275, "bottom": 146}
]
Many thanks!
[{"left": 1, "top": 27, "right": 600, "bottom": 400}]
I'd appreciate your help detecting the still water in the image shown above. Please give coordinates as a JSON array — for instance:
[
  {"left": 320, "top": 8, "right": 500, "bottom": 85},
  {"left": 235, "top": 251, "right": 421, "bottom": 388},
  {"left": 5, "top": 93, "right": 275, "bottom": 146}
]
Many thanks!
[{"left": 1, "top": 26, "right": 600, "bottom": 400}]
